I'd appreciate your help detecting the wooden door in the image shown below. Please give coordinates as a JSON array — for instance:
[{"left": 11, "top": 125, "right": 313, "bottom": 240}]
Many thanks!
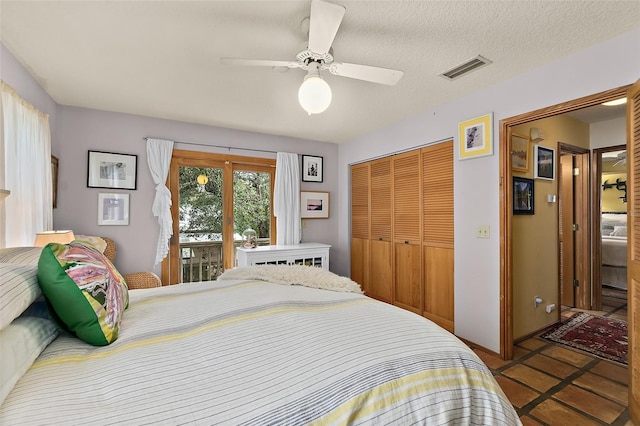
[
  {"left": 559, "top": 154, "right": 575, "bottom": 307},
  {"left": 392, "top": 151, "right": 422, "bottom": 314},
  {"left": 627, "top": 78, "right": 639, "bottom": 424},
  {"left": 573, "top": 152, "right": 591, "bottom": 310},
  {"left": 369, "top": 158, "right": 393, "bottom": 303},
  {"left": 166, "top": 150, "right": 276, "bottom": 284},
  {"left": 350, "top": 163, "right": 370, "bottom": 292},
  {"left": 422, "top": 141, "right": 455, "bottom": 332}
]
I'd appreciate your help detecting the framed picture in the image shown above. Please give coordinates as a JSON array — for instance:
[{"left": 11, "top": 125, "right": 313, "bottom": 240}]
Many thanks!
[
  {"left": 51, "top": 155, "right": 59, "bottom": 208},
  {"left": 534, "top": 145, "right": 555, "bottom": 180},
  {"left": 98, "top": 193, "right": 130, "bottom": 225},
  {"left": 302, "top": 155, "right": 323, "bottom": 182},
  {"left": 87, "top": 150, "right": 138, "bottom": 190},
  {"left": 458, "top": 113, "right": 493, "bottom": 160},
  {"left": 300, "top": 191, "right": 329, "bottom": 219},
  {"left": 510, "top": 133, "right": 529, "bottom": 172},
  {"left": 513, "top": 177, "right": 534, "bottom": 215}
]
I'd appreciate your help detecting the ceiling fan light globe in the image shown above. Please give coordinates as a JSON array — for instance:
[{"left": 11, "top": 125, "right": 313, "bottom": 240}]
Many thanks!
[{"left": 298, "top": 75, "right": 332, "bottom": 115}]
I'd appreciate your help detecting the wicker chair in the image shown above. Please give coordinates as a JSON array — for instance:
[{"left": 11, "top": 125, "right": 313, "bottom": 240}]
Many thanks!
[{"left": 101, "top": 237, "right": 162, "bottom": 290}]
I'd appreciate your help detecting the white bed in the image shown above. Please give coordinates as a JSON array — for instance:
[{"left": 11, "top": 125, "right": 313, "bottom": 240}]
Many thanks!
[
  {"left": 601, "top": 213, "right": 627, "bottom": 290},
  {"left": 1, "top": 250, "right": 520, "bottom": 425}
]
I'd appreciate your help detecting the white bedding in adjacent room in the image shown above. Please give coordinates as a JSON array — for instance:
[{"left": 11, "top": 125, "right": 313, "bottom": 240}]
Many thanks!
[{"left": 602, "top": 235, "right": 627, "bottom": 268}]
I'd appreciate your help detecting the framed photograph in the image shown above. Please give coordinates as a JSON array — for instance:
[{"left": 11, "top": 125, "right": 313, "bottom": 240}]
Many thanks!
[
  {"left": 513, "top": 177, "right": 534, "bottom": 215},
  {"left": 300, "top": 190, "right": 329, "bottom": 219},
  {"left": 98, "top": 193, "right": 130, "bottom": 225},
  {"left": 302, "top": 155, "right": 323, "bottom": 182},
  {"left": 88, "top": 150, "right": 138, "bottom": 190},
  {"left": 534, "top": 145, "right": 555, "bottom": 180},
  {"left": 458, "top": 113, "right": 493, "bottom": 160},
  {"left": 51, "top": 155, "right": 59, "bottom": 208},
  {"left": 510, "top": 133, "right": 529, "bottom": 172}
]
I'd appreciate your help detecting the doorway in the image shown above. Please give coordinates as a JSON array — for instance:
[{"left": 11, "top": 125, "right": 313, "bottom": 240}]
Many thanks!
[
  {"left": 162, "top": 149, "right": 276, "bottom": 285},
  {"left": 499, "top": 84, "right": 630, "bottom": 360},
  {"left": 593, "top": 145, "right": 628, "bottom": 312}
]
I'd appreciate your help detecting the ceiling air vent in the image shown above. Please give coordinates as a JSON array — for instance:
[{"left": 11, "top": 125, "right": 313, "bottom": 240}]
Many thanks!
[{"left": 440, "top": 55, "right": 492, "bottom": 80}]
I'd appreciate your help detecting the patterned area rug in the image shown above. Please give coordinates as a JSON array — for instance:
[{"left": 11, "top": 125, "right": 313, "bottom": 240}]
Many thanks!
[{"left": 541, "top": 312, "right": 628, "bottom": 365}]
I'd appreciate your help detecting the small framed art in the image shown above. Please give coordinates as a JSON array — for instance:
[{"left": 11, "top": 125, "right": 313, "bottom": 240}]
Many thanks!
[
  {"left": 301, "top": 191, "right": 329, "bottom": 219},
  {"left": 458, "top": 113, "right": 493, "bottom": 160},
  {"left": 513, "top": 177, "right": 534, "bottom": 215},
  {"left": 534, "top": 145, "right": 555, "bottom": 180},
  {"left": 302, "top": 155, "right": 323, "bottom": 182},
  {"left": 98, "top": 193, "right": 130, "bottom": 225},
  {"left": 510, "top": 133, "right": 529, "bottom": 172},
  {"left": 88, "top": 150, "right": 138, "bottom": 190}
]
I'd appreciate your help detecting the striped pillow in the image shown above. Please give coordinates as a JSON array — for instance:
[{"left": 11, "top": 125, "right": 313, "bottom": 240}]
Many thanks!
[
  {"left": 0, "top": 247, "right": 42, "bottom": 265},
  {"left": 0, "top": 316, "right": 58, "bottom": 405},
  {"left": 0, "top": 263, "right": 41, "bottom": 330}
]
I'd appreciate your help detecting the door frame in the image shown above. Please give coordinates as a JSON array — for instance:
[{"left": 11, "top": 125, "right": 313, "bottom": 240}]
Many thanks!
[
  {"left": 162, "top": 149, "right": 276, "bottom": 285},
  {"left": 591, "top": 144, "right": 627, "bottom": 311},
  {"left": 499, "top": 85, "right": 630, "bottom": 359}
]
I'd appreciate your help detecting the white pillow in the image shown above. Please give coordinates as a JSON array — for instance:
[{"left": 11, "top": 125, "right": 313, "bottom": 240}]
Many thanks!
[
  {"left": 0, "top": 263, "right": 41, "bottom": 330},
  {"left": 73, "top": 235, "right": 108, "bottom": 253},
  {"left": 0, "top": 316, "right": 58, "bottom": 405},
  {"left": 611, "top": 226, "right": 627, "bottom": 237}
]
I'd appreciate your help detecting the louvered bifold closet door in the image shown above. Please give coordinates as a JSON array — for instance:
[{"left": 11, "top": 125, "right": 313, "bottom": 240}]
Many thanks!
[
  {"left": 369, "top": 158, "right": 393, "bottom": 303},
  {"left": 393, "top": 151, "right": 423, "bottom": 314},
  {"left": 627, "top": 78, "right": 640, "bottom": 424},
  {"left": 422, "top": 141, "right": 455, "bottom": 332},
  {"left": 350, "top": 163, "right": 370, "bottom": 292}
]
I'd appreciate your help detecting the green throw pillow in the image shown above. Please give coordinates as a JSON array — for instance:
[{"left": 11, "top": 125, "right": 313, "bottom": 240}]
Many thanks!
[{"left": 37, "top": 242, "right": 129, "bottom": 346}]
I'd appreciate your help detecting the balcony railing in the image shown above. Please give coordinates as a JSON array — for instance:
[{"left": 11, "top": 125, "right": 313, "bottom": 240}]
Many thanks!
[{"left": 180, "top": 238, "right": 270, "bottom": 283}]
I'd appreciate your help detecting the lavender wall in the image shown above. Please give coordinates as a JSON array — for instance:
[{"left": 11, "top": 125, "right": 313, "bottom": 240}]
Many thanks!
[
  {"left": 0, "top": 44, "right": 58, "bottom": 146},
  {"left": 338, "top": 29, "right": 640, "bottom": 352},
  {"left": 54, "top": 106, "right": 338, "bottom": 276}
]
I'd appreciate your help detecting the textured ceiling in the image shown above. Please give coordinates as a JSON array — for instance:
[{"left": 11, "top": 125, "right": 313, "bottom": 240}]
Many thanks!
[{"left": 1, "top": 1, "right": 639, "bottom": 143}]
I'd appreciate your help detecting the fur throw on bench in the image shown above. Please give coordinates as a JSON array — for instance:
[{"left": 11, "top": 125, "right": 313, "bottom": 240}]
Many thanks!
[{"left": 219, "top": 265, "right": 363, "bottom": 294}]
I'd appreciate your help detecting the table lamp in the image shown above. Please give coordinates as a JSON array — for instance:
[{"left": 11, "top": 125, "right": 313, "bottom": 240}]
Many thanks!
[{"left": 34, "top": 230, "right": 76, "bottom": 247}]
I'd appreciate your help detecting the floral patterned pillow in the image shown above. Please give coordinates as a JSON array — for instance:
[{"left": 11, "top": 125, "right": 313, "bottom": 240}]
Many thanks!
[{"left": 37, "top": 242, "right": 128, "bottom": 346}]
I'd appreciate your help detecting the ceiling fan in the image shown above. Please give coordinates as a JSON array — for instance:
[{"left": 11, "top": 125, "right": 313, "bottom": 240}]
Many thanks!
[
  {"left": 613, "top": 151, "right": 626, "bottom": 167},
  {"left": 221, "top": 0, "right": 404, "bottom": 115}
]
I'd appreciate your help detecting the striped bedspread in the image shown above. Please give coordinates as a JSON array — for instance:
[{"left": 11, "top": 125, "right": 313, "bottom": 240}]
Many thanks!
[{"left": 1, "top": 280, "right": 520, "bottom": 425}]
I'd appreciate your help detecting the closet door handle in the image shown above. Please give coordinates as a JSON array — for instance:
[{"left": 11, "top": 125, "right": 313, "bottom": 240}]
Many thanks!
[
  {"left": 404, "top": 240, "right": 409, "bottom": 244},
  {"left": 378, "top": 237, "right": 383, "bottom": 241}
]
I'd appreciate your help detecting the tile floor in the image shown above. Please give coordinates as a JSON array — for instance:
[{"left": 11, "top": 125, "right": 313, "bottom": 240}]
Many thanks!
[{"left": 472, "top": 287, "right": 631, "bottom": 425}]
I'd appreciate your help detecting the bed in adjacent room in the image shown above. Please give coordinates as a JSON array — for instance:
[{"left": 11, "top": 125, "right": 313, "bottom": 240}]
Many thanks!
[
  {"left": 0, "top": 245, "right": 520, "bottom": 425},
  {"left": 601, "top": 213, "right": 628, "bottom": 290}
]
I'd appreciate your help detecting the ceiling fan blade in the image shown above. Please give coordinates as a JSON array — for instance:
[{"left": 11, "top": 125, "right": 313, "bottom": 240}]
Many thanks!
[
  {"left": 329, "top": 62, "right": 404, "bottom": 86},
  {"left": 308, "top": 0, "right": 346, "bottom": 55},
  {"left": 220, "top": 58, "right": 300, "bottom": 69}
]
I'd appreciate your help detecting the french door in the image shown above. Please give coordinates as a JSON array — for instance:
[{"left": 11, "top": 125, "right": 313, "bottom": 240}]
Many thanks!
[{"left": 162, "top": 149, "right": 276, "bottom": 284}]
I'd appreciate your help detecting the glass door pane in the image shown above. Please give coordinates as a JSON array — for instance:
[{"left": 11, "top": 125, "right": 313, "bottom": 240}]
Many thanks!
[
  {"left": 178, "top": 166, "right": 224, "bottom": 282},
  {"left": 233, "top": 170, "right": 272, "bottom": 261}
]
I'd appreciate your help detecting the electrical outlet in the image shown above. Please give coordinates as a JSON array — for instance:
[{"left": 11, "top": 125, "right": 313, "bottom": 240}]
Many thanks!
[{"left": 476, "top": 225, "right": 490, "bottom": 238}]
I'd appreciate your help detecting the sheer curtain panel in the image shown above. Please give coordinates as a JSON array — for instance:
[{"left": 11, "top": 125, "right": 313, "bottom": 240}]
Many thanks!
[
  {"left": 146, "top": 138, "right": 174, "bottom": 266},
  {"left": 274, "top": 152, "right": 300, "bottom": 245},
  {"left": 0, "top": 81, "right": 52, "bottom": 247}
]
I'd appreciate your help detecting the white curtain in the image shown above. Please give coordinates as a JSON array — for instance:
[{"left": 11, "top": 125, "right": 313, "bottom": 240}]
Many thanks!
[
  {"left": 0, "top": 81, "right": 52, "bottom": 248},
  {"left": 274, "top": 152, "right": 300, "bottom": 245},
  {"left": 146, "top": 138, "right": 174, "bottom": 266}
]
